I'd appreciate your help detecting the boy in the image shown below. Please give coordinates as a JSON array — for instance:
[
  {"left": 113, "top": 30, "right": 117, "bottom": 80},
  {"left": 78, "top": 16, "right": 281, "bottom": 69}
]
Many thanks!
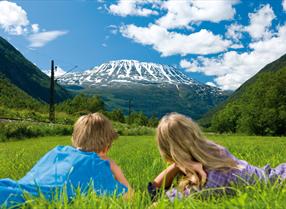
[{"left": 0, "top": 113, "right": 132, "bottom": 207}]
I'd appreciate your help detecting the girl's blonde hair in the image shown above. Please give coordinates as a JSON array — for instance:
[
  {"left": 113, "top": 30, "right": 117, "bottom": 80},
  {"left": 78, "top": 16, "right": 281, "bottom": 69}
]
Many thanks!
[
  {"left": 156, "top": 113, "right": 238, "bottom": 189},
  {"left": 72, "top": 112, "right": 118, "bottom": 152}
]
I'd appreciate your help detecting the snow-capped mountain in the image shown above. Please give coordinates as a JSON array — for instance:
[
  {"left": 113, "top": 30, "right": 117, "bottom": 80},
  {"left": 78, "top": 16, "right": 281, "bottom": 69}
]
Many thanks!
[
  {"left": 58, "top": 60, "right": 200, "bottom": 87},
  {"left": 57, "top": 60, "right": 229, "bottom": 119}
]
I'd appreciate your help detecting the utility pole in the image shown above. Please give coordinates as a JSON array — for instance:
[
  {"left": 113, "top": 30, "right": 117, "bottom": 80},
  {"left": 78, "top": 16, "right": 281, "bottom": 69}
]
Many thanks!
[
  {"left": 128, "top": 99, "right": 132, "bottom": 124},
  {"left": 48, "top": 63, "right": 77, "bottom": 123},
  {"left": 49, "top": 60, "right": 55, "bottom": 123}
]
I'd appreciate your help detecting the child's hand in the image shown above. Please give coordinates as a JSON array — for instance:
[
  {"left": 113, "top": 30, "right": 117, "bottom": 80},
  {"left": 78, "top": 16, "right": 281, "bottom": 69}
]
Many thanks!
[
  {"left": 188, "top": 162, "right": 207, "bottom": 186},
  {"left": 177, "top": 162, "right": 207, "bottom": 186}
]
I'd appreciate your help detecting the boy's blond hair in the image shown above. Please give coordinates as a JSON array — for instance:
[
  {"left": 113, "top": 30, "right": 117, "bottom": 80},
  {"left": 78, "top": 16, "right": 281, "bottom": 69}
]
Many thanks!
[{"left": 72, "top": 112, "right": 118, "bottom": 152}]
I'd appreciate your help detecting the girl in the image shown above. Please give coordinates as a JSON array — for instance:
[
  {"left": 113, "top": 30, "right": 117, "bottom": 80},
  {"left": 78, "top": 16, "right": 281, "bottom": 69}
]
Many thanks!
[
  {"left": 149, "top": 113, "right": 286, "bottom": 201},
  {"left": 0, "top": 113, "right": 133, "bottom": 207}
]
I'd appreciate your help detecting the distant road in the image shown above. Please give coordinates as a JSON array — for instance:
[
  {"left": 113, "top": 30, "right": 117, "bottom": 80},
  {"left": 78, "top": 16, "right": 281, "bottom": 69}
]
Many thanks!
[
  {"left": 0, "top": 117, "right": 65, "bottom": 125},
  {"left": 0, "top": 117, "right": 22, "bottom": 123}
]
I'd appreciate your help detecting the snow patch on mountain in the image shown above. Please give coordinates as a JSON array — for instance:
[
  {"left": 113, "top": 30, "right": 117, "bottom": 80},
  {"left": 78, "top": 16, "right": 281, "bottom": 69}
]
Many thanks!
[
  {"left": 42, "top": 66, "right": 66, "bottom": 78},
  {"left": 57, "top": 60, "right": 200, "bottom": 86}
]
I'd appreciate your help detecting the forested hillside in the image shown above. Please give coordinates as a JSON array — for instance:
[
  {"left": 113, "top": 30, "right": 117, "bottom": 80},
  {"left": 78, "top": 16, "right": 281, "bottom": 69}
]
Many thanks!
[
  {"left": 210, "top": 54, "right": 286, "bottom": 135},
  {"left": 0, "top": 36, "right": 70, "bottom": 103},
  {"left": 0, "top": 75, "right": 43, "bottom": 111}
]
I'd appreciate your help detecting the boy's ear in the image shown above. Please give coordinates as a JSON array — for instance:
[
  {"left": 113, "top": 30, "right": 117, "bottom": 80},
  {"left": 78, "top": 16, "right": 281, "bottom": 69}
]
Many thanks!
[{"left": 104, "top": 146, "right": 110, "bottom": 153}]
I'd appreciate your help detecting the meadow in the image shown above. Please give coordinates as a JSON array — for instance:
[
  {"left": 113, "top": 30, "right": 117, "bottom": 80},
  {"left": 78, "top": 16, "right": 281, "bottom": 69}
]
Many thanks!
[{"left": 0, "top": 134, "right": 286, "bottom": 209}]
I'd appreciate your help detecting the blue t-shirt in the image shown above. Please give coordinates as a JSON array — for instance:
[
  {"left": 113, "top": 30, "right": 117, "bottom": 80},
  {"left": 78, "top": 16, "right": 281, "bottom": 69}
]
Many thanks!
[{"left": 0, "top": 146, "right": 127, "bottom": 207}]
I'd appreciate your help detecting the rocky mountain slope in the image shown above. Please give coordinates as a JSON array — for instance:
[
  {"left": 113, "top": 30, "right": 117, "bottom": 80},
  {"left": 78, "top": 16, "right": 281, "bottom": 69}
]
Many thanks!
[{"left": 58, "top": 60, "right": 229, "bottom": 119}]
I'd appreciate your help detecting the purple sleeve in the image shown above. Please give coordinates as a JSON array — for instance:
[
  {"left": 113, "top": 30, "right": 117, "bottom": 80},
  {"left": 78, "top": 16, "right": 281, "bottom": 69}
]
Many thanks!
[
  {"left": 222, "top": 148, "right": 237, "bottom": 161},
  {"left": 213, "top": 143, "right": 238, "bottom": 161}
]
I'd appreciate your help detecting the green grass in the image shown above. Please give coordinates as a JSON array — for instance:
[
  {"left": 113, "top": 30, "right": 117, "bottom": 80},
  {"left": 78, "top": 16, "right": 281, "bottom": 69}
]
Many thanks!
[{"left": 1, "top": 134, "right": 286, "bottom": 208}]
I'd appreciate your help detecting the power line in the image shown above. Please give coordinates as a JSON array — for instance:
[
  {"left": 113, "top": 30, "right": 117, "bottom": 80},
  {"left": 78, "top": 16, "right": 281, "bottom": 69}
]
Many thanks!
[
  {"left": 49, "top": 61, "right": 78, "bottom": 123},
  {"left": 55, "top": 65, "right": 78, "bottom": 80}
]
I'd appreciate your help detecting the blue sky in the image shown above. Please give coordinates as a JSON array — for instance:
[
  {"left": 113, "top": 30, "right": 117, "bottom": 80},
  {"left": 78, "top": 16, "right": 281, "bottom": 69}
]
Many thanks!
[{"left": 0, "top": 0, "right": 286, "bottom": 90}]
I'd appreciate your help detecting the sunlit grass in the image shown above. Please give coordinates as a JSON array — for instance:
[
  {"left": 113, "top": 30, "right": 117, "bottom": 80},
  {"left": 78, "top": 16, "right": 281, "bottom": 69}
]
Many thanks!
[{"left": 1, "top": 134, "right": 286, "bottom": 208}]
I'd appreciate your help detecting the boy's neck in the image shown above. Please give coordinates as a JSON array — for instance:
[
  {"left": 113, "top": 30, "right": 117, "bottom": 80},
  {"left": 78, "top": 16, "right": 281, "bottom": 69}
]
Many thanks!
[
  {"left": 97, "top": 146, "right": 109, "bottom": 160},
  {"left": 76, "top": 146, "right": 109, "bottom": 160},
  {"left": 98, "top": 151, "right": 109, "bottom": 160}
]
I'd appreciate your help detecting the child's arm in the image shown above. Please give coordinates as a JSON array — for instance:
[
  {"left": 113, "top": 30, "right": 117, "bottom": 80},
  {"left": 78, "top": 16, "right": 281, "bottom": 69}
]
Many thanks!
[
  {"left": 152, "top": 163, "right": 181, "bottom": 189},
  {"left": 109, "top": 160, "right": 134, "bottom": 199},
  {"left": 152, "top": 162, "right": 207, "bottom": 189},
  {"left": 109, "top": 160, "right": 130, "bottom": 188},
  {"left": 147, "top": 163, "right": 180, "bottom": 201}
]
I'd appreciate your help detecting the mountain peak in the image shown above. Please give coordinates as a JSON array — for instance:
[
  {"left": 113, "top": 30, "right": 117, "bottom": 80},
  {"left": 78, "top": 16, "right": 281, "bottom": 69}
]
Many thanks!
[
  {"left": 59, "top": 59, "right": 198, "bottom": 86},
  {"left": 56, "top": 59, "right": 228, "bottom": 119}
]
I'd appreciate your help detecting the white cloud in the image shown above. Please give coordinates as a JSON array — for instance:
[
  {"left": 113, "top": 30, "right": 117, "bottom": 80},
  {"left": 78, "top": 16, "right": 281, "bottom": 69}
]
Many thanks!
[
  {"left": 180, "top": 24, "right": 286, "bottom": 90},
  {"left": 28, "top": 31, "right": 68, "bottom": 48},
  {"left": 110, "top": 0, "right": 285, "bottom": 92},
  {"left": 0, "top": 1, "right": 68, "bottom": 48},
  {"left": 0, "top": 1, "right": 29, "bottom": 35},
  {"left": 206, "top": 82, "right": 217, "bottom": 87},
  {"left": 109, "top": 0, "right": 159, "bottom": 17},
  {"left": 120, "top": 24, "right": 231, "bottom": 56},
  {"left": 31, "top": 23, "right": 39, "bottom": 33},
  {"left": 180, "top": 59, "right": 200, "bottom": 72},
  {"left": 107, "top": 24, "right": 118, "bottom": 35},
  {"left": 226, "top": 23, "right": 243, "bottom": 42},
  {"left": 230, "top": 43, "right": 244, "bottom": 49},
  {"left": 245, "top": 4, "right": 275, "bottom": 40},
  {"left": 226, "top": 5, "right": 275, "bottom": 43},
  {"left": 156, "top": 0, "right": 238, "bottom": 29}
]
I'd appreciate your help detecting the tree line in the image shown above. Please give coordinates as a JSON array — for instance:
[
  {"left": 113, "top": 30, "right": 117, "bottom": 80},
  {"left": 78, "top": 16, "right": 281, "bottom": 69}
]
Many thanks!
[{"left": 56, "top": 94, "right": 159, "bottom": 127}]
